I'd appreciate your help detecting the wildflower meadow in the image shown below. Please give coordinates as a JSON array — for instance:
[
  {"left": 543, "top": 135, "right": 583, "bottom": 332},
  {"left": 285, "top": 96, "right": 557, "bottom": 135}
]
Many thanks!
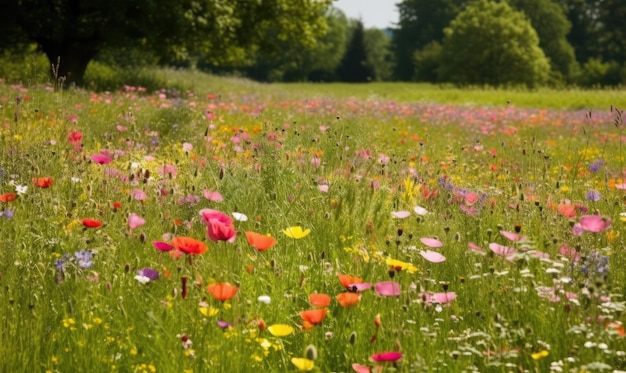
[{"left": 2, "top": 72, "right": 626, "bottom": 372}]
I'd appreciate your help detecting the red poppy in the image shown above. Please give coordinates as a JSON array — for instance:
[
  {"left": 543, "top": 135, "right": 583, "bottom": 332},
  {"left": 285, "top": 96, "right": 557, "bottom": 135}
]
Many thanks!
[
  {"left": 171, "top": 236, "right": 208, "bottom": 255},
  {"left": 207, "top": 282, "right": 239, "bottom": 302},
  {"left": 245, "top": 231, "right": 278, "bottom": 251},
  {"left": 300, "top": 308, "right": 327, "bottom": 329},
  {"left": 336, "top": 292, "right": 361, "bottom": 308},
  {"left": 67, "top": 131, "right": 83, "bottom": 144},
  {"left": 32, "top": 177, "right": 53, "bottom": 188},
  {"left": 337, "top": 273, "right": 362, "bottom": 290},
  {"left": 82, "top": 218, "right": 103, "bottom": 228},
  {"left": 112, "top": 201, "right": 122, "bottom": 209},
  {"left": 309, "top": 293, "right": 331, "bottom": 307},
  {"left": 0, "top": 193, "right": 17, "bottom": 203}
]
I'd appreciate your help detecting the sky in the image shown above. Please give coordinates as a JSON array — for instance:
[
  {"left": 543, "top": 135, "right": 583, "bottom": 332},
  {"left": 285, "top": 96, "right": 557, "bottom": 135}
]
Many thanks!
[{"left": 333, "top": 0, "right": 399, "bottom": 29}]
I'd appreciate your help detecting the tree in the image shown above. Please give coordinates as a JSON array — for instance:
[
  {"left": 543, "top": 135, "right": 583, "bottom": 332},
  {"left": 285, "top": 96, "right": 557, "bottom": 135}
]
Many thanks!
[
  {"left": 438, "top": 0, "right": 550, "bottom": 87},
  {"left": 557, "top": 0, "right": 626, "bottom": 65},
  {"left": 391, "top": 0, "right": 466, "bottom": 80},
  {"left": 363, "top": 28, "right": 393, "bottom": 81},
  {"left": 506, "top": 0, "right": 577, "bottom": 81},
  {"left": 0, "top": 0, "right": 331, "bottom": 86},
  {"left": 245, "top": 6, "right": 349, "bottom": 82},
  {"left": 336, "top": 20, "right": 374, "bottom": 82}
]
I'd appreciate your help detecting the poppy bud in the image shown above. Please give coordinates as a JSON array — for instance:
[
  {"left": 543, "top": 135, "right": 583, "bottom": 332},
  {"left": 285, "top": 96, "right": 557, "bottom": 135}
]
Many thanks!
[
  {"left": 305, "top": 345, "right": 318, "bottom": 361},
  {"left": 374, "top": 314, "right": 381, "bottom": 328},
  {"left": 349, "top": 332, "right": 357, "bottom": 345}
]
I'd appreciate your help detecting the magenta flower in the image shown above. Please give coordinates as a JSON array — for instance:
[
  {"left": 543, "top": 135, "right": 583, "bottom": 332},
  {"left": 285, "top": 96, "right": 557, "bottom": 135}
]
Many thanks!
[
  {"left": 370, "top": 351, "right": 403, "bottom": 362},
  {"left": 200, "top": 209, "right": 237, "bottom": 243},
  {"left": 153, "top": 241, "right": 174, "bottom": 252},
  {"left": 579, "top": 215, "right": 611, "bottom": 233},
  {"left": 128, "top": 213, "right": 146, "bottom": 229},
  {"left": 374, "top": 282, "right": 401, "bottom": 297},
  {"left": 92, "top": 154, "right": 112, "bottom": 164}
]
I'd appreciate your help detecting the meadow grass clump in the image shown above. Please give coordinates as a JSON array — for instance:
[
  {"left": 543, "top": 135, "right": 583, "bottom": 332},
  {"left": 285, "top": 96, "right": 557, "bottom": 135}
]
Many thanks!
[{"left": 0, "top": 74, "right": 626, "bottom": 372}]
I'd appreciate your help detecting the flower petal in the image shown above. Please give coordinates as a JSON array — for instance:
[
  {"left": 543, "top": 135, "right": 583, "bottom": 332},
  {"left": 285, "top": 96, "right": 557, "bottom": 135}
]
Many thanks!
[{"left": 419, "top": 250, "right": 446, "bottom": 263}]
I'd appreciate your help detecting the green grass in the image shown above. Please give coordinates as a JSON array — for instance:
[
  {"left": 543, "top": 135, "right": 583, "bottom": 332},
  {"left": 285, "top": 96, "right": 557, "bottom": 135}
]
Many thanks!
[{"left": 1, "top": 70, "right": 626, "bottom": 373}]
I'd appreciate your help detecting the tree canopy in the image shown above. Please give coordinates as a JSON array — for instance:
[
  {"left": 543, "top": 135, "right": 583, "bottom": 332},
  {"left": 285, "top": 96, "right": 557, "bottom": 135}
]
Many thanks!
[
  {"left": 438, "top": 0, "right": 550, "bottom": 87},
  {"left": 0, "top": 0, "right": 332, "bottom": 86}
]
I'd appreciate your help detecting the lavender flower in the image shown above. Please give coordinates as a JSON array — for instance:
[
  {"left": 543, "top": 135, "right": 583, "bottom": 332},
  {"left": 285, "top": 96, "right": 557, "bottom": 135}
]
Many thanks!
[
  {"left": 74, "top": 250, "right": 94, "bottom": 269},
  {"left": 585, "top": 189, "right": 601, "bottom": 202}
]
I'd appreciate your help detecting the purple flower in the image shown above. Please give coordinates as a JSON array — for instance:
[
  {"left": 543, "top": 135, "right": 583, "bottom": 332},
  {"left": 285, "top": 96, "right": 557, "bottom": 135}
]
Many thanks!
[
  {"left": 135, "top": 268, "right": 159, "bottom": 284},
  {"left": 1, "top": 207, "right": 14, "bottom": 218},
  {"left": 74, "top": 250, "right": 94, "bottom": 269},
  {"left": 55, "top": 254, "right": 70, "bottom": 271},
  {"left": 585, "top": 189, "right": 601, "bottom": 202},
  {"left": 589, "top": 159, "right": 605, "bottom": 172}
]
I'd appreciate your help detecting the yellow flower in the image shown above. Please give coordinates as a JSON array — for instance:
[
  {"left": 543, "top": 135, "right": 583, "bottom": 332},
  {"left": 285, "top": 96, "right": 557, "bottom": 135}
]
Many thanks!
[
  {"left": 267, "top": 324, "right": 294, "bottom": 337},
  {"left": 283, "top": 226, "right": 311, "bottom": 239},
  {"left": 199, "top": 307, "right": 219, "bottom": 317},
  {"left": 606, "top": 230, "right": 619, "bottom": 243},
  {"left": 291, "top": 357, "right": 315, "bottom": 371},
  {"left": 531, "top": 350, "right": 549, "bottom": 360},
  {"left": 386, "top": 258, "right": 418, "bottom": 273},
  {"left": 62, "top": 318, "right": 75, "bottom": 328}
]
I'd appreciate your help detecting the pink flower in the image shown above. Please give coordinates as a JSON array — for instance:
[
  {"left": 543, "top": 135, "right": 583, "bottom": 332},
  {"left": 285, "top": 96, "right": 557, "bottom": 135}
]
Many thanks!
[
  {"left": 128, "top": 213, "right": 146, "bottom": 229},
  {"left": 130, "top": 189, "right": 147, "bottom": 201},
  {"left": 579, "top": 215, "right": 611, "bottom": 233},
  {"left": 420, "top": 250, "right": 446, "bottom": 263},
  {"left": 391, "top": 211, "right": 411, "bottom": 219},
  {"left": 200, "top": 209, "right": 237, "bottom": 243},
  {"left": 352, "top": 363, "right": 371, "bottom": 373},
  {"left": 92, "top": 154, "right": 112, "bottom": 164},
  {"left": 370, "top": 351, "right": 402, "bottom": 362},
  {"left": 489, "top": 243, "right": 515, "bottom": 256},
  {"left": 420, "top": 237, "right": 443, "bottom": 248},
  {"left": 202, "top": 190, "right": 223, "bottom": 202},
  {"left": 500, "top": 230, "right": 525, "bottom": 242},
  {"left": 374, "top": 282, "right": 401, "bottom": 297},
  {"left": 468, "top": 242, "right": 485, "bottom": 254}
]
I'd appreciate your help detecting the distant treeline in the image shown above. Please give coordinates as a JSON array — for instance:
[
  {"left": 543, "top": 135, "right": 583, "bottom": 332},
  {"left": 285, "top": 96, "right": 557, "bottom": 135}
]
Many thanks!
[{"left": 0, "top": 0, "right": 623, "bottom": 88}]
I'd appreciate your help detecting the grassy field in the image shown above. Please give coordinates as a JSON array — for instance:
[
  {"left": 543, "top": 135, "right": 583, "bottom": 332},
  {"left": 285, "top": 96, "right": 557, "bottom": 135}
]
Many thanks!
[{"left": 1, "top": 69, "right": 626, "bottom": 372}]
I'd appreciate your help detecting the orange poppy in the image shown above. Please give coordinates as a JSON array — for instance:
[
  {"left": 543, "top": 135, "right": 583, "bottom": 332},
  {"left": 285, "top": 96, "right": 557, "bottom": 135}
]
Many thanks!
[
  {"left": 337, "top": 273, "right": 362, "bottom": 289},
  {"left": 82, "top": 218, "right": 103, "bottom": 228},
  {"left": 245, "top": 231, "right": 278, "bottom": 251},
  {"left": 0, "top": 193, "right": 17, "bottom": 203},
  {"left": 32, "top": 177, "right": 53, "bottom": 188},
  {"left": 172, "top": 236, "right": 208, "bottom": 255},
  {"left": 336, "top": 292, "right": 360, "bottom": 308},
  {"left": 300, "top": 308, "right": 327, "bottom": 329},
  {"left": 207, "top": 282, "right": 239, "bottom": 302},
  {"left": 606, "top": 322, "right": 625, "bottom": 336},
  {"left": 309, "top": 293, "right": 331, "bottom": 307}
]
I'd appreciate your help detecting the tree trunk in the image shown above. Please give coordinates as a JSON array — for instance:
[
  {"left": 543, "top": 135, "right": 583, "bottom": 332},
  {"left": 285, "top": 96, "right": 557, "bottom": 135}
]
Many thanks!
[{"left": 41, "top": 41, "right": 98, "bottom": 87}]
